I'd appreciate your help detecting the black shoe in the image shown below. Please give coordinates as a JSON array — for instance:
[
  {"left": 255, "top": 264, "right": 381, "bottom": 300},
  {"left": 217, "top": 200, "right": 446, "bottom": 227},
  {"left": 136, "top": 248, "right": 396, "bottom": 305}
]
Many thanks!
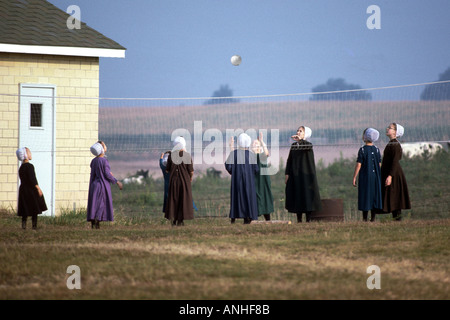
[
  {"left": 22, "top": 220, "right": 26, "bottom": 230},
  {"left": 305, "top": 212, "right": 312, "bottom": 222},
  {"left": 230, "top": 218, "right": 236, "bottom": 224},
  {"left": 31, "top": 216, "right": 37, "bottom": 230},
  {"left": 392, "top": 211, "right": 402, "bottom": 221}
]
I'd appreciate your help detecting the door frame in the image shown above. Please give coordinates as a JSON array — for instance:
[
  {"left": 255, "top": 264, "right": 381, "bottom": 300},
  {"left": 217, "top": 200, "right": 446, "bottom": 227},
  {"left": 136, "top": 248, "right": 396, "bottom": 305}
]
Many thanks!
[{"left": 19, "top": 83, "right": 57, "bottom": 217}]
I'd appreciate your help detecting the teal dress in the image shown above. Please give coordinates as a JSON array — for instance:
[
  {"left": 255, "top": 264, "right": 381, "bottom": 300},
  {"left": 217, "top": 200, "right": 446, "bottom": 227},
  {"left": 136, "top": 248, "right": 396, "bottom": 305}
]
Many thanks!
[
  {"left": 254, "top": 152, "right": 274, "bottom": 215},
  {"left": 356, "top": 145, "right": 382, "bottom": 211}
]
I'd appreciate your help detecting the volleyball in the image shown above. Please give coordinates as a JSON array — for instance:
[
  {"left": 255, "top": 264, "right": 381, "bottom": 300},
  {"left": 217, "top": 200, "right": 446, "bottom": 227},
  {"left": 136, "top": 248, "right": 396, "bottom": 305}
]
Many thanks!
[{"left": 231, "top": 55, "right": 242, "bottom": 66}]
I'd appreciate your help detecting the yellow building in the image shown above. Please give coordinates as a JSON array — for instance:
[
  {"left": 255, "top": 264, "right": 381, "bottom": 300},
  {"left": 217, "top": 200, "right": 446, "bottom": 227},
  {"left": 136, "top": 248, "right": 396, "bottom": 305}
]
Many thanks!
[{"left": 0, "top": 0, "right": 126, "bottom": 216}]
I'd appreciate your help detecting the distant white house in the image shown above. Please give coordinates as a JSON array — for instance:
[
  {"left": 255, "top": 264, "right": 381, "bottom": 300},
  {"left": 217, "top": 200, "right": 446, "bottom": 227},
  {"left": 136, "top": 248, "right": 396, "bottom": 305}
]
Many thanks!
[{"left": 0, "top": 0, "right": 126, "bottom": 216}]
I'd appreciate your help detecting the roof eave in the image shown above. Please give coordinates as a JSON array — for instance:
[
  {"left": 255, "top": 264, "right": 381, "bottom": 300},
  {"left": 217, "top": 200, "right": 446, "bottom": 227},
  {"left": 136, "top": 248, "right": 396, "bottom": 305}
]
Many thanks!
[{"left": 0, "top": 43, "right": 126, "bottom": 58}]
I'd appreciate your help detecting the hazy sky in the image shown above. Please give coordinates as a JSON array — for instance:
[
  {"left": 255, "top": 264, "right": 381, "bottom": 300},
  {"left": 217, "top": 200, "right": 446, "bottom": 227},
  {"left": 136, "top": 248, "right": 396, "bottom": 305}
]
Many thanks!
[{"left": 49, "top": 0, "right": 450, "bottom": 99}]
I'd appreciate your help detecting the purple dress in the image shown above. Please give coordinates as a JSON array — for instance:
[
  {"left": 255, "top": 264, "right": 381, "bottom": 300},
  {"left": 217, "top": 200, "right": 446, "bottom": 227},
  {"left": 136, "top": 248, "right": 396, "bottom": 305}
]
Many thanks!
[{"left": 87, "top": 156, "right": 117, "bottom": 222}]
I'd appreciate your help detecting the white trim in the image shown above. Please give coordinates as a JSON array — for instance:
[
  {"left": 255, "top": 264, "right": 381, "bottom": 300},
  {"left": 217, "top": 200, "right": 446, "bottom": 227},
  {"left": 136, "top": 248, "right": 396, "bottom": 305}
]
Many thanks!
[{"left": 0, "top": 43, "right": 125, "bottom": 58}]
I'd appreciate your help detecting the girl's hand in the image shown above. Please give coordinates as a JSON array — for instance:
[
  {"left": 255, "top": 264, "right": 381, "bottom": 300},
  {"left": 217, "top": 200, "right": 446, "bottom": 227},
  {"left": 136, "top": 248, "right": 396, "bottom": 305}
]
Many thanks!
[
  {"left": 36, "top": 186, "right": 43, "bottom": 197},
  {"left": 285, "top": 175, "right": 289, "bottom": 184},
  {"left": 259, "top": 132, "right": 268, "bottom": 152},
  {"left": 117, "top": 181, "right": 123, "bottom": 190},
  {"left": 352, "top": 178, "right": 357, "bottom": 187},
  {"left": 160, "top": 152, "right": 164, "bottom": 159},
  {"left": 229, "top": 136, "right": 235, "bottom": 151},
  {"left": 385, "top": 175, "right": 392, "bottom": 186},
  {"left": 291, "top": 134, "right": 300, "bottom": 141}
]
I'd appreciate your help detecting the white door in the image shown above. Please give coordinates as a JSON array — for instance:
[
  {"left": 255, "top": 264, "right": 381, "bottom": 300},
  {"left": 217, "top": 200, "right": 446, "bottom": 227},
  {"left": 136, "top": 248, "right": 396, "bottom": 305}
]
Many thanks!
[{"left": 19, "top": 84, "right": 56, "bottom": 217}]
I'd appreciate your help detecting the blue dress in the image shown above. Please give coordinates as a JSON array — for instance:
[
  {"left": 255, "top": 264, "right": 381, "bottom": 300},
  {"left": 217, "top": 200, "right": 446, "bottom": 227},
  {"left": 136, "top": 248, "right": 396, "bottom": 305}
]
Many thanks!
[
  {"left": 356, "top": 145, "right": 382, "bottom": 211},
  {"left": 225, "top": 149, "right": 259, "bottom": 220}
]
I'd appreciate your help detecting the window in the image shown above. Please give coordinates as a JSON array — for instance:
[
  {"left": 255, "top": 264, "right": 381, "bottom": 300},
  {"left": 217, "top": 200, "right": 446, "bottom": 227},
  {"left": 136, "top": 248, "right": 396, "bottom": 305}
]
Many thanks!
[{"left": 30, "top": 103, "right": 42, "bottom": 127}]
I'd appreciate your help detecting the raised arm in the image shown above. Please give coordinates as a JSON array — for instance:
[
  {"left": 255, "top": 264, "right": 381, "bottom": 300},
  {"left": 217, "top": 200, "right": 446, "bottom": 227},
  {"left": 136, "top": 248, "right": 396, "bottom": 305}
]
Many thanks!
[{"left": 259, "top": 132, "right": 269, "bottom": 156}]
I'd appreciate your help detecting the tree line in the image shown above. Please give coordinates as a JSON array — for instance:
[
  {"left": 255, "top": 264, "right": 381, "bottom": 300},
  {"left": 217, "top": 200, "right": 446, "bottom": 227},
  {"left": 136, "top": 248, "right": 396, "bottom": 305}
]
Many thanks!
[{"left": 207, "top": 67, "right": 450, "bottom": 102}]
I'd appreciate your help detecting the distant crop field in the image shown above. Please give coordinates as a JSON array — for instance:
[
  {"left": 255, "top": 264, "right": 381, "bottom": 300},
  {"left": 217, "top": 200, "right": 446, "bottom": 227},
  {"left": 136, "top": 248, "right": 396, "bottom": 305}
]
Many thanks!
[{"left": 99, "top": 100, "right": 450, "bottom": 143}]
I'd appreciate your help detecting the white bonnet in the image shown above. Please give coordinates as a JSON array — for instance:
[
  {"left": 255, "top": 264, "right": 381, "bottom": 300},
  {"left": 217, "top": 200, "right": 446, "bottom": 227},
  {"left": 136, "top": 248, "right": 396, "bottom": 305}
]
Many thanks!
[
  {"left": 90, "top": 142, "right": 104, "bottom": 156},
  {"left": 16, "top": 147, "right": 28, "bottom": 161},
  {"left": 364, "top": 128, "right": 379, "bottom": 142},
  {"left": 395, "top": 123, "right": 404, "bottom": 138},
  {"left": 237, "top": 133, "right": 251, "bottom": 148},
  {"left": 173, "top": 136, "right": 186, "bottom": 150},
  {"left": 304, "top": 126, "right": 312, "bottom": 140}
]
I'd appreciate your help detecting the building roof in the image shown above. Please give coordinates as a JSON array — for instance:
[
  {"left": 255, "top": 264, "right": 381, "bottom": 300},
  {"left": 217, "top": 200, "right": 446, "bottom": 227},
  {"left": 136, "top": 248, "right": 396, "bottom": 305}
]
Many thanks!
[{"left": 0, "top": 0, "right": 125, "bottom": 58}]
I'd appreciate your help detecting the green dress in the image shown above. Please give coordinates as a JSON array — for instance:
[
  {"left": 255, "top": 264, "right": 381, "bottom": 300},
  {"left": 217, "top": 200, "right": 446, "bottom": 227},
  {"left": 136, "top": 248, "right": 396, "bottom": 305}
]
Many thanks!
[{"left": 254, "top": 152, "right": 274, "bottom": 215}]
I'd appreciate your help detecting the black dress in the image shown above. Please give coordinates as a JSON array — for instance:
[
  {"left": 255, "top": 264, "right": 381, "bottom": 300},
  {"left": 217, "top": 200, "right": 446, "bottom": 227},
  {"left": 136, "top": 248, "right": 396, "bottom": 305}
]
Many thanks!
[
  {"left": 17, "top": 162, "right": 47, "bottom": 217},
  {"left": 285, "top": 140, "right": 322, "bottom": 213},
  {"left": 380, "top": 139, "right": 411, "bottom": 213}
]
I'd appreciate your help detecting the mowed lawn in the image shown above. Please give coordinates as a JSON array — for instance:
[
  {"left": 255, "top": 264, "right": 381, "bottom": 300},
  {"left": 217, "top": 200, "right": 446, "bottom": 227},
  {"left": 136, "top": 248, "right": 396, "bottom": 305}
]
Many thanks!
[{"left": 0, "top": 212, "right": 449, "bottom": 300}]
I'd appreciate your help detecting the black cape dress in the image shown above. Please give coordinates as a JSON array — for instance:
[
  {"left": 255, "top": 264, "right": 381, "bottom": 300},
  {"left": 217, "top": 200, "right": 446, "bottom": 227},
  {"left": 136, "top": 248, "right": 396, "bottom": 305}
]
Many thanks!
[
  {"left": 17, "top": 162, "right": 47, "bottom": 217},
  {"left": 285, "top": 140, "right": 322, "bottom": 213}
]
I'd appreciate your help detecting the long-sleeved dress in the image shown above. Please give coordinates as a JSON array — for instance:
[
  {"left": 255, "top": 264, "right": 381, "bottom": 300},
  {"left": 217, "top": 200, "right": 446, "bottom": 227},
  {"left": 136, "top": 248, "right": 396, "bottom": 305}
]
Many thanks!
[
  {"left": 285, "top": 140, "right": 322, "bottom": 213},
  {"left": 381, "top": 139, "right": 411, "bottom": 213},
  {"left": 164, "top": 151, "right": 194, "bottom": 221},
  {"left": 87, "top": 156, "right": 117, "bottom": 222},
  {"left": 161, "top": 156, "right": 198, "bottom": 214},
  {"left": 356, "top": 145, "right": 382, "bottom": 211},
  {"left": 254, "top": 152, "right": 274, "bottom": 216},
  {"left": 159, "top": 158, "right": 170, "bottom": 213},
  {"left": 17, "top": 162, "right": 47, "bottom": 217},
  {"left": 225, "top": 149, "right": 259, "bottom": 220}
]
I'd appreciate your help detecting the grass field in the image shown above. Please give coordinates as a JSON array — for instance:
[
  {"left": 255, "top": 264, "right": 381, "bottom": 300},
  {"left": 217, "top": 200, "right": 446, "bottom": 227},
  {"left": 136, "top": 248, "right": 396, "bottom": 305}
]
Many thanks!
[
  {"left": 1, "top": 151, "right": 449, "bottom": 300},
  {"left": 0, "top": 215, "right": 449, "bottom": 300}
]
